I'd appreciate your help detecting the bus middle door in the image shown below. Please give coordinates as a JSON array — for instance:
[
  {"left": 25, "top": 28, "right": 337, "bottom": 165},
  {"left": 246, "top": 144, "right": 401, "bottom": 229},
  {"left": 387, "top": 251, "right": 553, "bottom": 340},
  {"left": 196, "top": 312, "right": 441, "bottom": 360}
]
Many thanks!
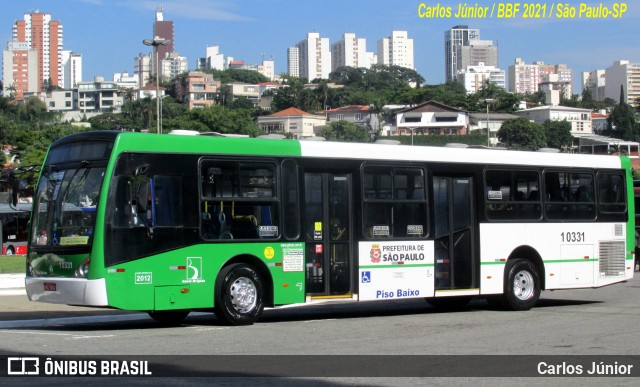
[{"left": 303, "top": 172, "right": 353, "bottom": 297}]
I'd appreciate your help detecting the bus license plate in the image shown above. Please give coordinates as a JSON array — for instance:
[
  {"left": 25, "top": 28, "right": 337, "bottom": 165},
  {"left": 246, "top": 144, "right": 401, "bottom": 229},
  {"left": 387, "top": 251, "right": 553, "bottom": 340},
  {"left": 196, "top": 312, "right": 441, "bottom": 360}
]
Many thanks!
[{"left": 44, "top": 282, "right": 57, "bottom": 291}]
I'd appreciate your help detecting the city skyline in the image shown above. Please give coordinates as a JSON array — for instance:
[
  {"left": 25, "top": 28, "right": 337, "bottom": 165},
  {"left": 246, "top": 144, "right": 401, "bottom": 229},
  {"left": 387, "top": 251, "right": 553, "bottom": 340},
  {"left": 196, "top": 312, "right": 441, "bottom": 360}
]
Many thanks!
[{"left": 1, "top": 0, "right": 639, "bottom": 93}]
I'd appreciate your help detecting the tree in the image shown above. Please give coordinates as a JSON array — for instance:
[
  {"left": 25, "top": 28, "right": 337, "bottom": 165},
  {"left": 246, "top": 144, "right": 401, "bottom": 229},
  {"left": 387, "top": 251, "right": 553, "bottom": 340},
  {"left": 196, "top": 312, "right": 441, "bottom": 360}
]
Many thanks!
[
  {"left": 607, "top": 85, "right": 638, "bottom": 141},
  {"left": 497, "top": 117, "right": 546, "bottom": 150},
  {"left": 319, "top": 120, "right": 370, "bottom": 142},
  {"left": 543, "top": 119, "right": 573, "bottom": 151}
]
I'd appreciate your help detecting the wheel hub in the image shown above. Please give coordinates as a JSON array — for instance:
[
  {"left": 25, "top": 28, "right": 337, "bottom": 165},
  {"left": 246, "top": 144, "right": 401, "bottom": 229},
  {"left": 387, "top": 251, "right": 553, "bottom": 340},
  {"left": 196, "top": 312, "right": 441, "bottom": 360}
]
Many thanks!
[
  {"left": 513, "top": 270, "right": 535, "bottom": 301},
  {"left": 230, "top": 277, "right": 257, "bottom": 313}
]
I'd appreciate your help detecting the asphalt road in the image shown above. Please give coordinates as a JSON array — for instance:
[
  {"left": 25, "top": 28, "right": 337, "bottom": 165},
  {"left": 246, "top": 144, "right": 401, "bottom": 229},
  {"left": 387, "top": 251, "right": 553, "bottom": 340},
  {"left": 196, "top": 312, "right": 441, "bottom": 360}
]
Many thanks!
[{"left": 0, "top": 275, "right": 639, "bottom": 385}]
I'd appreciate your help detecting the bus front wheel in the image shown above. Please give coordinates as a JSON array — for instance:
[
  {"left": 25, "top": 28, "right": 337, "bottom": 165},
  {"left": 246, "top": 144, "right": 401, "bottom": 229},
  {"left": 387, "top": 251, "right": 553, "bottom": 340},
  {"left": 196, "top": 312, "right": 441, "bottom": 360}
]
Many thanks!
[
  {"left": 502, "top": 259, "right": 540, "bottom": 311},
  {"left": 5, "top": 246, "right": 14, "bottom": 256},
  {"left": 214, "top": 263, "right": 264, "bottom": 326}
]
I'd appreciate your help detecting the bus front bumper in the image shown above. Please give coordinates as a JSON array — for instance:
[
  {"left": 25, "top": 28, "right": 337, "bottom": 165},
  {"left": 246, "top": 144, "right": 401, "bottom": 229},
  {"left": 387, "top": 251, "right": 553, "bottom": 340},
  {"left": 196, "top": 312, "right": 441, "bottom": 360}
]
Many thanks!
[{"left": 25, "top": 277, "right": 108, "bottom": 306}]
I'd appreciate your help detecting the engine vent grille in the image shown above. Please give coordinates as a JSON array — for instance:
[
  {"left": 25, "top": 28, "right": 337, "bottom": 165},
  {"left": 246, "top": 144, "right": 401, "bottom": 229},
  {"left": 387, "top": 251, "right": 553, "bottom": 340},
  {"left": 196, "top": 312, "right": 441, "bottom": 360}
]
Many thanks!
[{"left": 599, "top": 241, "right": 625, "bottom": 277}]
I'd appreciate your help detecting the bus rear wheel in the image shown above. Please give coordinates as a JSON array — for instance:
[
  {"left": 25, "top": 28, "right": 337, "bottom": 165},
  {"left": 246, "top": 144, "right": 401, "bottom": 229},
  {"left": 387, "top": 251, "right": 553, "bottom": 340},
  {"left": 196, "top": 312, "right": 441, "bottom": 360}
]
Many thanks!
[
  {"left": 5, "top": 246, "right": 15, "bottom": 256},
  {"left": 502, "top": 259, "right": 540, "bottom": 311},
  {"left": 214, "top": 263, "right": 264, "bottom": 326}
]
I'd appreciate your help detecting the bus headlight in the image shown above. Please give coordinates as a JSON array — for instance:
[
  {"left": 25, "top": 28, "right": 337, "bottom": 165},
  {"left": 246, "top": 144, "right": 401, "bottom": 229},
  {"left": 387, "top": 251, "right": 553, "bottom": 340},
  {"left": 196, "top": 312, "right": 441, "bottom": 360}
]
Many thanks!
[{"left": 74, "top": 257, "right": 90, "bottom": 278}]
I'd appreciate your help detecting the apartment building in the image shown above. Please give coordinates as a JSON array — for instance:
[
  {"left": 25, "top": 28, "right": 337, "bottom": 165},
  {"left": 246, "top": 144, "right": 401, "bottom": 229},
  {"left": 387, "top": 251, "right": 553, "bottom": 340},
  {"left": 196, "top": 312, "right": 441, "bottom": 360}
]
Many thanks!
[
  {"left": 10, "top": 11, "right": 63, "bottom": 91},
  {"left": 605, "top": 60, "right": 640, "bottom": 105},
  {"left": 173, "top": 71, "right": 221, "bottom": 110},
  {"left": 61, "top": 51, "right": 82, "bottom": 89},
  {"left": 332, "top": 33, "right": 369, "bottom": 70},
  {"left": 287, "top": 47, "right": 299, "bottom": 78},
  {"left": 2, "top": 41, "right": 38, "bottom": 99},
  {"left": 509, "top": 59, "right": 574, "bottom": 96},
  {"left": 582, "top": 69, "right": 606, "bottom": 101},
  {"left": 377, "top": 30, "right": 414, "bottom": 70},
  {"left": 508, "top": 58, "right": 541, "bottom": 94},
  {"left": 76, "top": 76, "right": 124, "bottom": 113},
  {"left": 444, "top": 25, "right": 480, "bottom": 82},
  {"left": 226, "top": 83, "right": 260, "bottom": 106},
  {"left": 293, "top": 32, "right": 331, "bottom": 81},
  {"left": 456, "top": 62, "right": 506, "bottom": 94}
]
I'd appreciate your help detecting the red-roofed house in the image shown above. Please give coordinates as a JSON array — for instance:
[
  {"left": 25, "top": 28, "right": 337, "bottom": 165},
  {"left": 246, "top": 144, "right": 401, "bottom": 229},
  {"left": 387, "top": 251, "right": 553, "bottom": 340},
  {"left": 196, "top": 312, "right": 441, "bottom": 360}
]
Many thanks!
[{"left": 257, "top": 107, "right": 327, "bottom": 138}]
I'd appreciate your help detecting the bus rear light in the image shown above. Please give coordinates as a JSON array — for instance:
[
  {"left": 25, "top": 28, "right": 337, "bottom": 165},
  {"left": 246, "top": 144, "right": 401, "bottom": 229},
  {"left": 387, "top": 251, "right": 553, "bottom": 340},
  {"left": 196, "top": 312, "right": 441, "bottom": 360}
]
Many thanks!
[{"left": 74, "top": 257, "right": 90, "bottom": 278}]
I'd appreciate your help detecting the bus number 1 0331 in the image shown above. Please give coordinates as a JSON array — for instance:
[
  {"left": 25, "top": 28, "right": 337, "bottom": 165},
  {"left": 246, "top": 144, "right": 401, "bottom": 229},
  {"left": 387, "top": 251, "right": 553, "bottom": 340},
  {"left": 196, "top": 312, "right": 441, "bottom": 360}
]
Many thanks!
[{"left": 561, "top": 231, "right": 586, "bottom": 243}]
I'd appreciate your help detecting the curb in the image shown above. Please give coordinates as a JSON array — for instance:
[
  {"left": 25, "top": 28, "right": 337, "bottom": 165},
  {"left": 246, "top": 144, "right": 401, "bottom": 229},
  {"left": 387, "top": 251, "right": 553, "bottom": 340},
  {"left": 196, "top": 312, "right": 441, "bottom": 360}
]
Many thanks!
[{"left": 0, "top": 273, "right": 26, "bottom": 296}]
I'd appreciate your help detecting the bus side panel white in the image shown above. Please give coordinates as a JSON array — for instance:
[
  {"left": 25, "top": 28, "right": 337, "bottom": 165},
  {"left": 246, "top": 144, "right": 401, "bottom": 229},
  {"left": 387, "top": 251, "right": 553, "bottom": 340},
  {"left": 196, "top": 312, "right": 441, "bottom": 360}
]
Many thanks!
[
  {"left": 357, "top": 241, "right": 434, "bottom": 301},
  {"left": 479, "top": 223, "right": 527, "bottom": 295}
]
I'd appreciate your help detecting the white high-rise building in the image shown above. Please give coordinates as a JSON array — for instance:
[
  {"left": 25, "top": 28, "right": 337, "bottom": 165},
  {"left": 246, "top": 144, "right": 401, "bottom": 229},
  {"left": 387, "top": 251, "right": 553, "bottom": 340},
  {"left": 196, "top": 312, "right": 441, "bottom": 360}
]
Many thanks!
[
  {"left": 258, "top": 59, "right": 275, "bottom": 81},
  {"left": 287, "top": 47, "right": 299, "bottom": 77},
  {"left": 582, "top": 69, "right": 606, "bottom": 101},
  {"left": 445, "top": 25, "right": 480, "bottom": 82},
  {"left": 377, "top": 31, "right": 414, "bottom": 70},
  {"left": 508, "top": 58, "right": 541, "bottom": 94},
  {"left": 161, "top": 52, "right": 188, "bottom": 81},
  {"left": 332, "top": 33, "right": 368, "bottom": 70},
  {"left": 456, "top": 62, "right": 506, "bottom": 94},
  {"left": 605, "top": 60, "right": 640, "bottom": 105},
  {"left": 2, "top": 41, "right": 38, "bottom": 97},
  {"left": 61, "top": 51, "right": 82, "bottom": 89},
  {"left": 134, "top": 53, "right": 151, "bottom": 87},
  {"left": 294, "top": 32, "right": 331, "bottom": 81},
  {"left": 202, "top": 45, "right": 225, "bottom": 70}
]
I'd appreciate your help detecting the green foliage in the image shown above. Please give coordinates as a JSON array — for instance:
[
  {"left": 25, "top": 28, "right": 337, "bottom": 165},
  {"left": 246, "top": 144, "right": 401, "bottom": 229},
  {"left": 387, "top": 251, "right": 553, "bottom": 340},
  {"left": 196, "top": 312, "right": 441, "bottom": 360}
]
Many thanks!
[
  {"left": 608, "top": 101, "right": 638, "bottom": 141},
  {"left": 497, "top": 117, "right": 546, "bottom": 150},
  {"left": 187, "top": 105, "right": 260, "bottom": 136},
  {"left": 319, "top": 120, "right": 371, "bottom": 142},
  {"left": 542, "top": 119, "right": 573, "bottom": 150},
  {"left": 204, "top": 68, "right": 269, "bottom": 84}
]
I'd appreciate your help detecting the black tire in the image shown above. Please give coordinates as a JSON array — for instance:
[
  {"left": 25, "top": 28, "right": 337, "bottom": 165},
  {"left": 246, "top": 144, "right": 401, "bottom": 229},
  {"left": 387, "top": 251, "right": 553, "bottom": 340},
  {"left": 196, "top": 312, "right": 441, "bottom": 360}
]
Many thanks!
[
  {"left": 214, "top": 263, "right": 264, "bottom": 326},
  {"left": 502, "top": 259, "right": 540, "bottom": 311},
  {"left": 148, "top": 311, "right": 190, "bottom": 325},
  {"left": 426, "top": 296, "right": 471, "bottom": 310},
  {"left": 5, "top": 246, "right": 15, "bottom": 256}
]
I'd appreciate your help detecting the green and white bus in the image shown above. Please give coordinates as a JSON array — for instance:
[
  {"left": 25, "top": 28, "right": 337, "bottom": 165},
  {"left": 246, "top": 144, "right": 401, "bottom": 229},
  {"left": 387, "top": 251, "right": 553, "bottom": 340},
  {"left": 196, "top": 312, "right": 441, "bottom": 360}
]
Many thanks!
[{"left": 25, "top": 131, "right": 635, "bottom": 325}]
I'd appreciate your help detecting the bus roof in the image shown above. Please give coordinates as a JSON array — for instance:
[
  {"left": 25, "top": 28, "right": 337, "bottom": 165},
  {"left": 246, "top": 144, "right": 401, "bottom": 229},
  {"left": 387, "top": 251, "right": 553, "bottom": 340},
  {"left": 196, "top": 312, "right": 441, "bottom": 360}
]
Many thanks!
[{"left": 97, "top": 131, "right": 626, "bottom": 170}]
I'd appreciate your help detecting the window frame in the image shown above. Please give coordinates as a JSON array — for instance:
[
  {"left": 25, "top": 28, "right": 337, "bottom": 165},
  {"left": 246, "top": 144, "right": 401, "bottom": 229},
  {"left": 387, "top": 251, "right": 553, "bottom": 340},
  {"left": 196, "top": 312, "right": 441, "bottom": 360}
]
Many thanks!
[
  {"left": 361, "top": 163, "right": 429, "bottom": 240},
  {"left": 198, "top": 157, "right": 281, "bottom": 241}
]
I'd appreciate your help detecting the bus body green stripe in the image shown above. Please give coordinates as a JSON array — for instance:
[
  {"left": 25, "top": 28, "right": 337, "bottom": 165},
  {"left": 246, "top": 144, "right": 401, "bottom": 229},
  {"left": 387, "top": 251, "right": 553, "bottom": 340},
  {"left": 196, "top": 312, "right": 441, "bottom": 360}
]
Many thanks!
[{"left": 114, "top": 132, "right": 303, "bottom": 157}]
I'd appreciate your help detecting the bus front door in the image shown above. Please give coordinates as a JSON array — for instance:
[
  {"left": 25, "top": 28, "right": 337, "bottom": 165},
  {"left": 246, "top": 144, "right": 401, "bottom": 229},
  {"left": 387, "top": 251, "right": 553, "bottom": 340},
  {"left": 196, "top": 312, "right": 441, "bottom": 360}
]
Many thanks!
[
  {"left": 303, "top": 172, "right": 353, "bottom": 297},
  {"left": 433, "top": 176, "right": 476, "bottom": 290}
]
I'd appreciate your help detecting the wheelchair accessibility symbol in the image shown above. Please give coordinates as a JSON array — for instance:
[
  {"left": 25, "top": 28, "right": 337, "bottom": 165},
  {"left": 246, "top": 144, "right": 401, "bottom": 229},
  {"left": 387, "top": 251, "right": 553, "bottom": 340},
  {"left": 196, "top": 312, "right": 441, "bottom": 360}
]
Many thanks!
[{"left": 361, "top": 271, "right": 371, "bottom": 283}]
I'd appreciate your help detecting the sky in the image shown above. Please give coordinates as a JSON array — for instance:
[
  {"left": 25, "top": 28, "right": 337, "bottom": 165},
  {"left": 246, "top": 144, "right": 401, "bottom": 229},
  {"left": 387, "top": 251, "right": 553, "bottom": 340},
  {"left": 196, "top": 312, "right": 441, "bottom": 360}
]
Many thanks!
[{"left": 1, "top": 0, "right": 639, "bottom": 92}]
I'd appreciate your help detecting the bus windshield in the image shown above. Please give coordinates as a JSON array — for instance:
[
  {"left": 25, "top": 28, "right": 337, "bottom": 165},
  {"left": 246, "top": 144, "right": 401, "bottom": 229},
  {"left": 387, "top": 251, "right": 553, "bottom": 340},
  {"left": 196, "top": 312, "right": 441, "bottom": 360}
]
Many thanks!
[{"left": 31, "top": 166, "right": 105, "bottom": 249}]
